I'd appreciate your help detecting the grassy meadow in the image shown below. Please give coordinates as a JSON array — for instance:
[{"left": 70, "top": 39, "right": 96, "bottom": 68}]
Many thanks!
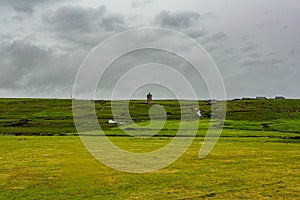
[{"left": 0, "top": 98, "right": 300, "bottom": 199}]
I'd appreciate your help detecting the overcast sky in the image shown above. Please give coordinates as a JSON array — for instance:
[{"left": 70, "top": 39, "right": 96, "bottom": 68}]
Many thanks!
[{"left": 0, "top": 0, "right": 299, "bottom": 99}]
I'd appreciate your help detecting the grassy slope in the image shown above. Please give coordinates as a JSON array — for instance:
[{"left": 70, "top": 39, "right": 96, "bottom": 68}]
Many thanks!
[
  {"left": 225, "top": 99, "right": 300, "bottom": 133},
  {"left": 0, "top": 98, "right": 75, "bottom": 135},
  {"left": 0, "top": 98, "right": 300, "bottom": 136}
]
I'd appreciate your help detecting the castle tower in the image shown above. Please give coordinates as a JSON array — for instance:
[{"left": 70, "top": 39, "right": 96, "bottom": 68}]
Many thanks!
[{"left": 147, "top": 92, "right": 152, "bottom": 105}]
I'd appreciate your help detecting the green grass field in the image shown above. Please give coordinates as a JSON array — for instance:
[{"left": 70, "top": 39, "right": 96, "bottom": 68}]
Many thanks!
[
  {"left": 0, "top": 135, "right": 299, "bottom": 199},
  {"left": 0, "top": 98, "right": 300, "bottom": 199},
  {"left": 1, "top": 98, "right": 300, "bottom": 136}
]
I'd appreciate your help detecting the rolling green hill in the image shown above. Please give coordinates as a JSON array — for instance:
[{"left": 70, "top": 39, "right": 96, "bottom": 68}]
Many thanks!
[{"left": 0, "top": 98, "right": 300, "bottom": 136}]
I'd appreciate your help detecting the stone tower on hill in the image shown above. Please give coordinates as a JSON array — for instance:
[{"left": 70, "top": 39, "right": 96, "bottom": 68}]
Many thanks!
[{"left": 147, "top": 92, "right": 152, "bottom": 105}]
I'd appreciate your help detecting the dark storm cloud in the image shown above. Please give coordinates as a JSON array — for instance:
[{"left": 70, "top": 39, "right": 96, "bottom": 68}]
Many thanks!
[{"left": 154, "top": 10, "right": 200, "bottom": 28}]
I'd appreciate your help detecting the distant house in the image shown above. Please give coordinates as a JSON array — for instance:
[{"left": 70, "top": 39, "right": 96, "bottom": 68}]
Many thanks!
[
  {"left": 256, "top": 96, "right": 267, "bottom": 100},
  {"left": 275, "top": 96, "right": 285, "bottom": 99},
  {"left": 205, "top": 99, "right": 217, "bottom": 105}
]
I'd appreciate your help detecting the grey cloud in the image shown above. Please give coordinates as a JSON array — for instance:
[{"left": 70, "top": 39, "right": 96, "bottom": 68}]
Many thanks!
[
  {"left": 131, "top": 0, "right": 153, "bottom": 8},
  {"left": 241, "top": 41, "right": 259, "bottom": 52},
  {"left": 0, "top": 40, "right": 50, "bottom": 88},
  {"left": 101, "top": 13, "right": 126, "bottom": 31},
  {"left": 289, "top": 49, "right": 300, "bottom": 55},
  {"left": 241, "top": 59, "right": 263, "bottom": 67},
  {"left": 258, "top": 21, "right": 280, "bottom": 29},
  {"left": 269, "top": 58, "right": 282, "bottom": 65},
  {"left": 154, "top": 10, "right": 200, "bottom": 28},
  {"left": 240, "top": 36, "right": 283, "bottom": 68},
  {"left": 0, "top": 37, "right": 80, "bottom": 96},
  {"left": 44, "top": 6, "right": 107, "bottom": 33},
  {"left": 0, "top": 0, "right": 63, "bottom": 14},
  {"left": 267, "top": 52, "right": 276, "bottom": 56},
  {"left": 241, "top": 35, "right": 256, "bottom": 42},
  {"left": 13, "top": 3, "right": 35, "bottom": 13},
  {"left": 238, "top": 63, "right": 298, "bottom": 97},
  {"left": 248, "top": 52, "right": 261, "bottom": 59},
  {"left": 203, "top": 44, "right": 218, "bottom": 52},
  {"left": 202, "top": 32, "right": 227, "bottom": 44},
  {"left": 210, "top": 32, "right": 227, "bottom": 41},
  {"left": 153, "top": 10, "right": 208, "bottom": 40},
  {"left": 220, "top": 48, "right": 235, "bottom": 56},
  {"left": 0, "top": 0, "right": 39, "bottom": 13},
  {"left": 200, "top": 31, "right": 227, "bottom": 53},
  {"left": 241, "top": 56, "right": 282, "bottom": 67},
  {"left": 43, "top": 5, "right": 127, "bottom": 48},
  {"left": 185, "top": 29, "right": 206, "bottom": 38},
  {"left": 239, "top": 37, "right": 264, "bottom": 67},
  {"left": 201, "top": 12, "right": 217, "bottom": 20}
]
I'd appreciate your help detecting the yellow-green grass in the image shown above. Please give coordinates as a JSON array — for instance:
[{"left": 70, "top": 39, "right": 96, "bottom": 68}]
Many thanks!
[{"left": 0, "top": 133, "right": 299, "bottom": 199}]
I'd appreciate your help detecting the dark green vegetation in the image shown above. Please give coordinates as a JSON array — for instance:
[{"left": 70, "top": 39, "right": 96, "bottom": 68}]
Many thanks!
[
  {"left": 0, "top": 98, "right": 75, "bottom": 136},
  {"left": 0, "top": 98, "right": 300, "bottom": 199}
]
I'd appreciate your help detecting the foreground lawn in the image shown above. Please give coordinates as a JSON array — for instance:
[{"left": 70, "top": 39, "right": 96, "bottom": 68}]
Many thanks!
[{"left": 0, "top": 134, "right": 299, "bottom": 199}]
